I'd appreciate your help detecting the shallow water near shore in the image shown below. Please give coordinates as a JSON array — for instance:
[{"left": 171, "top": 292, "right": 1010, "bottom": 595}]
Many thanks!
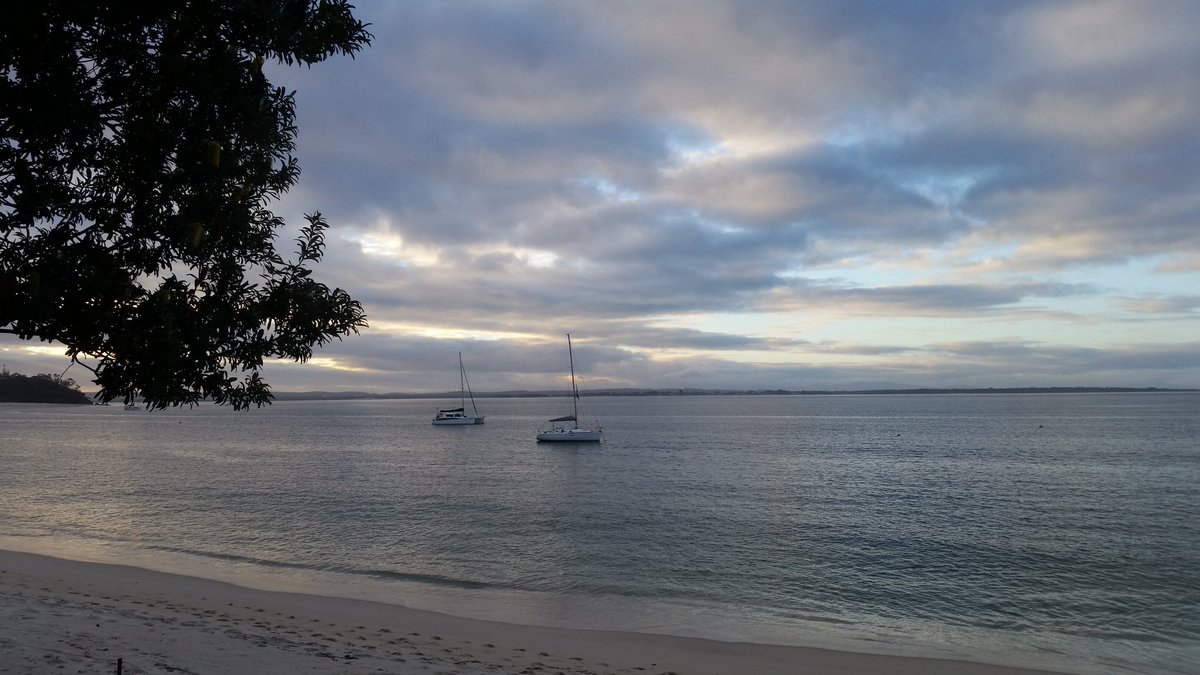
[{"left": 2, "top": 392, "right": 1197, "bottom": 673}]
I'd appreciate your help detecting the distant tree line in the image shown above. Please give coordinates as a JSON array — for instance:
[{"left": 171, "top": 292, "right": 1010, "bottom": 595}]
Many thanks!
[{"left": 0, "top": 368, "right": 91, "bottom": 404}]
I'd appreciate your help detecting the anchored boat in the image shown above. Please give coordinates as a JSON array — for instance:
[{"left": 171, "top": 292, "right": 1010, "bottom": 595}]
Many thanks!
[
  {"left": 537, "top": 334, "right": 601, "bottom": 442},
  {"left": 432, "top": 352, "right": 485, "bottom": 425}
]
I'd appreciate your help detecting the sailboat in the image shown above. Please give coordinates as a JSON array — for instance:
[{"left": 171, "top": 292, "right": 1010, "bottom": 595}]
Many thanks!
[
  {"left": 432, "top": 352, "right": 485, "bottom": 425},
  {"left": 537, "top": 334, "right": 602, "bottom": 442}
]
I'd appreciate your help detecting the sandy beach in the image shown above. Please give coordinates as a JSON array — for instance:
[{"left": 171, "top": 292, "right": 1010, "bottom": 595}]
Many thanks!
[{"left": 0, "top": 549, "right": 1069, "bottom": 675}]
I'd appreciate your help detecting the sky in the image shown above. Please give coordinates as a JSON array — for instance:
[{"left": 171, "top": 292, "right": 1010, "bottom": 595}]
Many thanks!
[{"left": 4, "top": 0, "right": 1199, "bottom": 394}]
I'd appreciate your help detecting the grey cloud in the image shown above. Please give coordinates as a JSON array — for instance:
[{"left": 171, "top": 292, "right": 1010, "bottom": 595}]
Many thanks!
[
  {"left": 1116, "top": 296, "right": 1200, "bottom": 315},
  {"left": 925, "top": 340, "right": 1200, "bottom": 379},
  {"left": 281, "top": 0, "right": 1200, "bottom": 292},
  {"left": 759, "top": 279, "right": 1097, "bottom": 316},
  {"left": 21, "top": 1, "right": 1193, "bottom": 396}
]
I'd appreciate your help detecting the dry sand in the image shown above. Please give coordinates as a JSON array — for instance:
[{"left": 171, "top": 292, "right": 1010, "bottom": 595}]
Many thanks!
[{"left": 0, "top": 549, "right": 1067, "bottom": 675}]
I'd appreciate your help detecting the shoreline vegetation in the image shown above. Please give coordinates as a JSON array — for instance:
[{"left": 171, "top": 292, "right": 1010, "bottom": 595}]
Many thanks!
[
  {"left": 0, "top": 369, "right": 91, "bottom": 404},
  {"left": 0, "top": 548, "right": 1065, "bottom": 675}
]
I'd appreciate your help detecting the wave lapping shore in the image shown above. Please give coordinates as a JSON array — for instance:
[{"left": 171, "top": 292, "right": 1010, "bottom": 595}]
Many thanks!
[{"left": 0, "top": 549, "right": 1064, "bottom": 675}]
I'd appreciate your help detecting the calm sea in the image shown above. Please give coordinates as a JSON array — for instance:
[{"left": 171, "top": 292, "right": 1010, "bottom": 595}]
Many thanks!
[{"left": 1, "top": 393, "right": 1197, "bottom": 673}]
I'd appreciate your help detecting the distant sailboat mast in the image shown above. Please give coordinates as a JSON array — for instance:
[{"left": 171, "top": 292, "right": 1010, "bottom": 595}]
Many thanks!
[
  {"left": 461, "top": 352, "right": 480, "bottom": 418},
  {"left": 457, "top": 352, "right": 466, "bottom": 410},
  {"left": 567, "top": 333, "right": 580, "bottom": 422}
]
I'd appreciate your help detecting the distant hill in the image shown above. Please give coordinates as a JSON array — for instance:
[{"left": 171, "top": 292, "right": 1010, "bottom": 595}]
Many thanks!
[
  {"left": 0, "top": 371, "right": 92, "bottom": 404},
  {"left": 271, "top": 386, "right": 1194, "bottom": 402}
]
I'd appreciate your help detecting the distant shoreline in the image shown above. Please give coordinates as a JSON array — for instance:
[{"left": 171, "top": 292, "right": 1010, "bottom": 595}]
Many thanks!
[
  {"left": 0, "top": 372, "right": 91, "bottom": 405},
  {"left": 268, "top": 386, "right": 1196, "bottom": 402},
  {"left": 50, "top": 386, "right": 1196, "bottom": 404}
]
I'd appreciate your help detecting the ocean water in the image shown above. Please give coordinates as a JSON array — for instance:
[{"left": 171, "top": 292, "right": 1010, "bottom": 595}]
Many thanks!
[{"left": 0, "top": 392, "right": 1197, "bottom": 674}]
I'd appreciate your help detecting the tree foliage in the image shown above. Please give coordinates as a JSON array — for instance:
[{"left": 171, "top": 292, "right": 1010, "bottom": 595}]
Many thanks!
[{"left": 0, "top": 2, "right": 371, "bottom": 409}]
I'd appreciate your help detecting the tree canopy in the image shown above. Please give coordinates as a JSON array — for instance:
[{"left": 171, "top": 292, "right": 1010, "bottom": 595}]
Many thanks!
[{"left": 0, "top": 2, "right": 371, "bottom": 409}]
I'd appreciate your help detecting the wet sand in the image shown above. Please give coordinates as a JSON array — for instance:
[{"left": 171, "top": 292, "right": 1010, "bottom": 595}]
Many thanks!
[{"left": 0, "top": 549, "right": 1066, "bottom": 674}]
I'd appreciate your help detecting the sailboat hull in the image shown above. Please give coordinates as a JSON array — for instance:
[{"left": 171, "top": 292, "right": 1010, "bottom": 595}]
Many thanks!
[
  {"left": 434, "top": 408, "right": 484, "bottom": 422},
  {"left": 432, "top": 414, "right": 485, "bottom": 425},
  {"left": 536, "top": 427, "right": 601, "bottom": 442}
]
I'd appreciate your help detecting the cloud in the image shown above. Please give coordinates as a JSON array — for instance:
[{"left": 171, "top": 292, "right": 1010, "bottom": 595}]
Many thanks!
[
  {"left": 263, "top": 1, "right": 1198, "bottom": 390},
  {"left": 8, "top": 1, "right": 1198, "bottom": 394},
  {"left": 1116, "top": 295, "right": 1200, "bottom": 316}
]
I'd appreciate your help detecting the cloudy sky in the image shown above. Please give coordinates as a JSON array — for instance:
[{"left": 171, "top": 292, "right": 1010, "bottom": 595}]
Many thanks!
[{"left": 5, "top": 0, "right": 1199, "bottom": 394}]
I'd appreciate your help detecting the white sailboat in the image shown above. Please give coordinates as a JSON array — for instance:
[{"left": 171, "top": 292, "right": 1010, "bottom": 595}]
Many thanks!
[
  {"left": 537, "top": 334, "right": 602, "bottom": 442},
  {"left": 432, "top": 352, "right": 485, "bottom": 425}
]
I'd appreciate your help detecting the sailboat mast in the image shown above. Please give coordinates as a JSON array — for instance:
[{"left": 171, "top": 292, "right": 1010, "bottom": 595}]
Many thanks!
[
  {"left": 462, "top": 353, "right": 479, "bottom": 416},
  {"left": 567, "top": 333, "right": 579, "bottom": 422},
  {"left": 458, "top": 352, "right": 465, "bottom": 409}
]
